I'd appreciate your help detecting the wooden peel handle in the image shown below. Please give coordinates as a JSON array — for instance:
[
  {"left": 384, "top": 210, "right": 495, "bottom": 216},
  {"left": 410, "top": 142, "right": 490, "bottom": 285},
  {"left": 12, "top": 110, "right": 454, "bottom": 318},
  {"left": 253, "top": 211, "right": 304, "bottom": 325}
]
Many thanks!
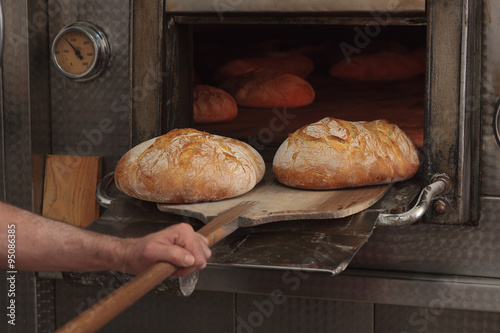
[
  {"left": 55, "top": 201, "right": 257, "bottom": 333},
  {"left": 55, "top": 261, "right": 177, "bottom": 333}
]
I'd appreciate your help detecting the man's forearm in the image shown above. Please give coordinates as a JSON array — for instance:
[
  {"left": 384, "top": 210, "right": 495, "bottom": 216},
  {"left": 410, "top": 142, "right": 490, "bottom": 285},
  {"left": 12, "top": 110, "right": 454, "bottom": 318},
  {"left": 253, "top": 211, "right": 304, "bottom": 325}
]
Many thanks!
[{"left": 0, "top": 201, "right": 129, "bottom": 272}]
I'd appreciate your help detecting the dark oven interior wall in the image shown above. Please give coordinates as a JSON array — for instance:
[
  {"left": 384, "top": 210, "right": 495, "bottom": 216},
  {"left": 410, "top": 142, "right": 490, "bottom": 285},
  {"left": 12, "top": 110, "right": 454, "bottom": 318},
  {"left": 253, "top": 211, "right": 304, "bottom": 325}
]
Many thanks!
[
  {"left": 191, "top": 24, "right": 427, "bottom": 152},
  {"left": 48, "top": 0, "right": 131, "bottom": 175}
]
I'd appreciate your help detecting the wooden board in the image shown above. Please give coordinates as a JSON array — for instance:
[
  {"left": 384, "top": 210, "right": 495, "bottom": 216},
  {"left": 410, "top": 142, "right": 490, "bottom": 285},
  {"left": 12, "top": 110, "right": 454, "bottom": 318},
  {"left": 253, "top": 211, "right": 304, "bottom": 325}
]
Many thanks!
[
  {"left": 158, "top": 168, "right": 390, "bottom": 227},
  {"left": 42, "top": 155, "right": 102, "bottom": 228}
]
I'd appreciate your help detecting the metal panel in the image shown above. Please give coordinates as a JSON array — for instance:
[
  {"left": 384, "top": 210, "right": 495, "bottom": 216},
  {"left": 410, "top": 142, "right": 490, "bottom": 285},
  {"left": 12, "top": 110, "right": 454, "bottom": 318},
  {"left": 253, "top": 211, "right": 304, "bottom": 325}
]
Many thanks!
[
  {"left": 375, "top": 304, "right": 500, "bottom": 333},
  {"left": 198, "top": 265, "right": 500, "bottom": 314},
  {"left": 2, "top": 0, "right": 51, "bottom": 211},
  {"left": 351, "top": 196, "right": 500, "bottom": 277},
  {"left": 481, "top": 0, "right": 500, "bottom": 196},
  {"left": 236, "top": 294, "right": 373, "bottom": 333},
  {"left": 194, "top": 198, "right": 500, "bottom": 313},
  {"left": 165, "top": 0, "right": 425, "bottom": 14},
  {"left": 48, "top": 0, "right": 131, "bottom": 174},
  {"left": 131, "top": 0, "right": 164, "bottom": 146},
  {"left": 55, "top": 280, "right": 235, "bottom": 332},
  {"left": 423, "top": 0, "right": 481, "bottom": 224},
  {"left": 36, "top": 279, "right": 56, "bottom": 333},
  {"left": 59, "top": 196, "right": 500, "bottom": 311},
  {"left": 1, "top": 0, "right": 52, "bottom": 332}
]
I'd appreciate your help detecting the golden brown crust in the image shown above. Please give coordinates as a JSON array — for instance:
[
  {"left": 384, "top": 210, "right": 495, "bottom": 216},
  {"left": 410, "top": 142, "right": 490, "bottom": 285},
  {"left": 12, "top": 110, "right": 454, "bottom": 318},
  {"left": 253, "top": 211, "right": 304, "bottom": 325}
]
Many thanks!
[
  {"left": 272, "top": 117, "right": 419, "bottom": 189},
  {"left": 219, "top": 69, "right": 315, "bottom": 109},
  {"left": 193, "top": 85, "right": 238, "bottom": 124},
  {"left": 329, "top": 47, "right": 426, "bottom": 81},
  {"left": 115, "top": 129, "right": 265, "bottom": 203},
  {"left": 214, "top": 51, "right": 315, "bottom": 83}
]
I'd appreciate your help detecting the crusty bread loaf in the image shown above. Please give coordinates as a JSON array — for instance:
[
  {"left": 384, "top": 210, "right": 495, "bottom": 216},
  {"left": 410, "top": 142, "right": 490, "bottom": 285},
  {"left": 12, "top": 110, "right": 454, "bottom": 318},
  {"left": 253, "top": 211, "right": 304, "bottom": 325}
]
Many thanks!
[
  {"left": 214, "top": 52, "right": 315, "bottom": 83},
  {"left": 193, "top": 85, "right": 238, "bottom": 124},
  {"left": 115, "top": 129, "right": 265, "bottom": 203},
  {"left": 329, "top": 47, "right": 426, "bottom": 81},
  {"left": 273, "top": 117, "right": 419, "bottom": 189},
  {"left": 219, "top": 69, "right": 315, "bottom": 108}
]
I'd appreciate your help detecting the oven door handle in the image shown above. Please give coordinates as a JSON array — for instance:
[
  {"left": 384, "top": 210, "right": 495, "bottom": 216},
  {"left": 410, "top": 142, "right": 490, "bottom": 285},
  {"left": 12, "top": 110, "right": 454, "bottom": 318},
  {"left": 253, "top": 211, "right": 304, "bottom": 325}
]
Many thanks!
[
  {"left": 376, "top": 174, "right": 452, "bottom": 227},
  {"left": 96, "top": 172, "right": 115, "bottom": 208},
  {"left": 495, "top": 98, "right": 500, "bottom": 149}
]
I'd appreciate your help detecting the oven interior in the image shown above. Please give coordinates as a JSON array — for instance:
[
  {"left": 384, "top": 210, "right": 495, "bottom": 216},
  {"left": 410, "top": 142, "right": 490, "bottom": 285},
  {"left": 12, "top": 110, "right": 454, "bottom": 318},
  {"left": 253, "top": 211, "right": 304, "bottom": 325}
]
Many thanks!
[
  {"left": 192, "top": 24, "right": 426, "bottom": 157},
  {"left": 161, "top": 22, "right": 428, "bottom": 219}
]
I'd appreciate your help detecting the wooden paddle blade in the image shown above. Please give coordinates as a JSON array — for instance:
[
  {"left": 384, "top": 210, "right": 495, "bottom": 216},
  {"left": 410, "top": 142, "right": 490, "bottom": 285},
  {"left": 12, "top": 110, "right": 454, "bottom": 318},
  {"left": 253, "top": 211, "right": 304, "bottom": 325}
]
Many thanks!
[
  {"left": 158, "top": 169, "right": 390, "bottom": 227},
  {"left": 54, "top": 200, "right": 258, "bottom": 333},
  {"left": 198, "top": 201, "right": 258, "bottom": 245}
]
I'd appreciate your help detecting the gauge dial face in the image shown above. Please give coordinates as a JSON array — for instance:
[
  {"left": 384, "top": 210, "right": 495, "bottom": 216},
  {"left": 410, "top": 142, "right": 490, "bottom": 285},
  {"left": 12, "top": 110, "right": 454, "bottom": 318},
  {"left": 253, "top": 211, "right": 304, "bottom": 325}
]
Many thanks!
[{"left": 53, "top": 30, "right": 95, "bottom": 75}]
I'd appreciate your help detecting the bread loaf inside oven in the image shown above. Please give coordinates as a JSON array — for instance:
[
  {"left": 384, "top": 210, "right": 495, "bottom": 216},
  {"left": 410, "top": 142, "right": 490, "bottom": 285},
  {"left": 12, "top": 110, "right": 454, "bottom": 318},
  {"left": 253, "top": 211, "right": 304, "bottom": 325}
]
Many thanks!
[{"left": 218, "top": 69, "right": 315, "bottom": 109}]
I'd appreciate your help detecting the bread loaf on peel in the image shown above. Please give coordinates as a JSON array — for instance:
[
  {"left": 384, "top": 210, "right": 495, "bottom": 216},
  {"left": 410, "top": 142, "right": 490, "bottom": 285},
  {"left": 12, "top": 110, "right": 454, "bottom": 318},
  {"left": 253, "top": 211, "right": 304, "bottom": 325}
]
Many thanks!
[
  {"left": 115, "top": 129, "right": 265, "bottom": 203},
  {"left": 273, "top": 117, "right": 419, "bottom": 190}
]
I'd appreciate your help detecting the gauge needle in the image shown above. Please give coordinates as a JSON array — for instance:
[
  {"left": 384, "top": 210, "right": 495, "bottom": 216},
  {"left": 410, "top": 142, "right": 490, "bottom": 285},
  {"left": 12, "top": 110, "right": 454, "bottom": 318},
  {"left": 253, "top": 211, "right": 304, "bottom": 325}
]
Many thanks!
[{"left": 65, "top": 38, "right": 83, "bottom": 60}]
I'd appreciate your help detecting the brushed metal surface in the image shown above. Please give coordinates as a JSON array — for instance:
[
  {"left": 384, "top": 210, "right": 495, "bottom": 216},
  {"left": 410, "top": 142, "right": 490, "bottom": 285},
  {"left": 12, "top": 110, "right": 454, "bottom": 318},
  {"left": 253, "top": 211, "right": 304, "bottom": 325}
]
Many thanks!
[
  {"left": 351, "top": 197, "right": 500, "bottom": 277},
  {"left": 197, "top": 266, "right": 500, "bottom": 314},
  {"left": 1, "top": 0, "right": 52, "bottom": 331},
  {"left": 55, "top": 281, "right": 235, "bottom": 332},
  {"left": 481, "top": 0, "right": 500, "bottom": 196},
  {"left": 165, "top": 0, "right": 425, "bottom": 14},
  {"left": 36, "top": 279, "right": 56, "bottom": 332},
  {"left": 2, "top": 0, "right": 36, "bottom": 210},
  {"left": 0, "top": 72, "right": 4, "bottom": 202},
  {"left": 236, "top": 294, "right": 373, "bottom": 333},
  {"left": 423, "top": 0, "right": 481, "bottom": 224},
  {"left": 0, "top": 0, "right": 4, "bottom": 205},
  {"left": 375, "top": 304, "right": 500, "bottom": 333},
  {"left": 48, "top": 0, "right": 131, "bottom": 175}
]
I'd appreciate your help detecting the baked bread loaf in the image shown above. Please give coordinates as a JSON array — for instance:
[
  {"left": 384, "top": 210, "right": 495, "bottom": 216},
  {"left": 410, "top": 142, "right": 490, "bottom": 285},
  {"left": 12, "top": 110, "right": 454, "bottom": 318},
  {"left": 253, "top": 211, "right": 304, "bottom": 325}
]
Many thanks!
[
  {"left": 193, "top": 85, "right": 238, "bottom": 124},
  {"left": 329, "top": 47, "right": 425, "bottom": 81},
  {"left": 214, "top": 52, "right": 315, "bottom": 83},
  {"left": 115, "top": 129, "right": 265, "bottom": 203},
  {"left": 219, "top": 69, "right": 315, "bottom": 108},
  {"left": 273, "top": 117, "right": 419, "bottom": 189}
]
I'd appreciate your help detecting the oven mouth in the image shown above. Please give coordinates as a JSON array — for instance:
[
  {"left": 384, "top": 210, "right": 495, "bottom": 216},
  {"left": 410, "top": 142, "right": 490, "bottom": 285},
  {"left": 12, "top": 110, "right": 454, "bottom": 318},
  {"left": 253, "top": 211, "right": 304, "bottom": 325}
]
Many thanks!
[
  {"left": 190, "top": 23, "right": 427, "bottom": 159},
  {"left": 158, "top": 8, "right": 478, "bottom": 227}
]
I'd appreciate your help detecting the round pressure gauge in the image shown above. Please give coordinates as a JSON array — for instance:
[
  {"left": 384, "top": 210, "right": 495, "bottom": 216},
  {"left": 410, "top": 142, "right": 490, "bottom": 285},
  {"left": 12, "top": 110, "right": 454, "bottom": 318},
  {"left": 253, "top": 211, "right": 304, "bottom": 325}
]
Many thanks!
[{"left": 52, "top": 22, "right": 110, "bottom": 82}]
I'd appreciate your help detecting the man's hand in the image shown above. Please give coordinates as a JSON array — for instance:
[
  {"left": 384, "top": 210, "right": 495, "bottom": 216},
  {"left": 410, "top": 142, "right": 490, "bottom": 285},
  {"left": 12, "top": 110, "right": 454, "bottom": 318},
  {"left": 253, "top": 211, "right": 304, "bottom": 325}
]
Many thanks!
[{"left": 121, "top": 223, "right": 211, "bottom": 277}]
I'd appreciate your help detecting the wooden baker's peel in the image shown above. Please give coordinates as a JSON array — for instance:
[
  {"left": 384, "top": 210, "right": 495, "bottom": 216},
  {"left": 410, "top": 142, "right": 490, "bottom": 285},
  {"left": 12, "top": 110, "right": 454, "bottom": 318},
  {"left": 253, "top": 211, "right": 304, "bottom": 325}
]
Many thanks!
[{"left": 158, "top": 168, "right": 391, "bottom": 226}]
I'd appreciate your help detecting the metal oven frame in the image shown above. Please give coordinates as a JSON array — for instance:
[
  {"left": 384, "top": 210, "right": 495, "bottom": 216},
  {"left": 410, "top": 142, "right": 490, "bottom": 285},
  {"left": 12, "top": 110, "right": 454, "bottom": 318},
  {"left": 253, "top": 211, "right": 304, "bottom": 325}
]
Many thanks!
[
  {"left": 131, "top": 0, "right": 482, "bottom": 226},
  {"left": 2, "top": 0, "right": 500, "bottom": 332}
]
